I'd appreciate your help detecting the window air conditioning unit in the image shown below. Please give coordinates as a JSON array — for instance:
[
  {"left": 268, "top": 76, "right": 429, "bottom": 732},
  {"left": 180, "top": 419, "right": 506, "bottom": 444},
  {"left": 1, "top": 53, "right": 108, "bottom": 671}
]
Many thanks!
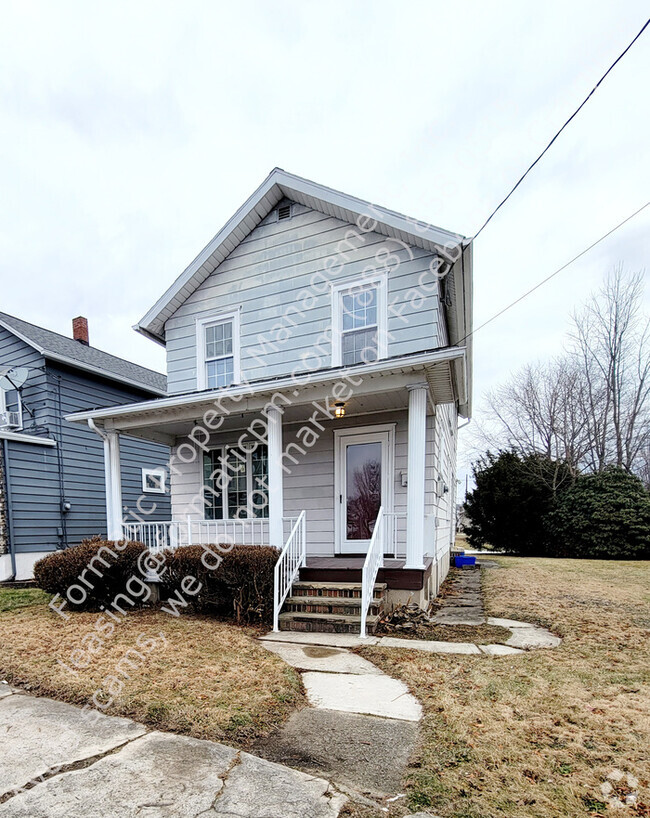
[{"left": 0, "top": 411, "right": 21, "bottom": 430}]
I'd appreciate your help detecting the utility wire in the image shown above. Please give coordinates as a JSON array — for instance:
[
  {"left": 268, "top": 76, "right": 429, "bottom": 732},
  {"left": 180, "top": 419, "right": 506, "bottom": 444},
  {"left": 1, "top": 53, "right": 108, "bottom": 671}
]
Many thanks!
[
  {"left": 472, "top": 17, "right": 650, "bottom": 240},
  {"left": 458, "top": 200, "right": 650, "bottom": 345}
]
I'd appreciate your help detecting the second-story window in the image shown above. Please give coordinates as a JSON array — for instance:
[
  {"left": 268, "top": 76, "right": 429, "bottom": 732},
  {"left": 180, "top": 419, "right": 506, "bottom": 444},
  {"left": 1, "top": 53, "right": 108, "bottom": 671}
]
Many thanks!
[
  {"left": 197, "top": 311, "right": 241, "bottom": 390},
  {"left": 331, "top": 274, "right": 387, "bottom": 368}
]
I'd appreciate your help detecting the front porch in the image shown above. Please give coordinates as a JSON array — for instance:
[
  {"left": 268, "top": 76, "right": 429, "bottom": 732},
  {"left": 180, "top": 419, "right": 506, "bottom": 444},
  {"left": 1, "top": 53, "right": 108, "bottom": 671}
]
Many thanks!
[{"left": 69, "top": 350, "right": 464, "bottom": 636}]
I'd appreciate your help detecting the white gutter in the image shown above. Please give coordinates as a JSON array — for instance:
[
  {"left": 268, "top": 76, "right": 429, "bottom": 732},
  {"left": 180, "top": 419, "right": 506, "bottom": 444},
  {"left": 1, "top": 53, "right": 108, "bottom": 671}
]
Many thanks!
[
  {"left": 0, "top": 430, "right": 57, "bottom": 447},
  {"left": 66, "top": 347, "right": 467, "bottom": 425}
]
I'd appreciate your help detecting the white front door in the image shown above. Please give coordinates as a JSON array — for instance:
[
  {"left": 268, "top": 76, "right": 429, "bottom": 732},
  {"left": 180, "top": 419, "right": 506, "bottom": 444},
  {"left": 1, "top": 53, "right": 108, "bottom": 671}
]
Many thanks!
[{"left": 335, "top": 426, "right": 394, "bottom": 555}]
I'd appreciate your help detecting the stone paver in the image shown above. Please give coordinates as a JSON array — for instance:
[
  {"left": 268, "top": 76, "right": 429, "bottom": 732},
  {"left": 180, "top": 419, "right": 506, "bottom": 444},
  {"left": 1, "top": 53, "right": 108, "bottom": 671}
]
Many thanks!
[
  {"left": 302, "top": 671, "right": 422, "bottom": 721},
  {"left": 487, "top": 617, "right": 534, "bottom": 629},
  {"left": 478, "top": 643, "right": 525, "bottom": 656},
  {"left": 378, "top": 636, "right": 482, "bottom": 654},
  {"left": 0, "top": 707, "right": 346, "bottom": 818},
  {"left": 254, "top": 708, "right": 418, "bottom": 796},
  {"left": 0, "top": 694, "right": 146, "bottom": 798},
  {"left": 216, "top": 748, "right": 346, "bottom": 817},
  {"left": 260, "top": 641, "right": 382, "bottom": 674},
  {"left": 261, "top": 631, "right": 380, "bottom": 648},
  {"left": 506, "top": 627, "right": 562, "bottom": 649}
]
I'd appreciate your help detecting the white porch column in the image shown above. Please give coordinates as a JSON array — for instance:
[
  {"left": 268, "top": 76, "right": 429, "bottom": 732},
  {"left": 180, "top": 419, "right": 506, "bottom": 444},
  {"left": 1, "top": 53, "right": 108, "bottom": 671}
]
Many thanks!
[
  {"left": 267, "top": 406, "right": 284, "bottom": 549},
  {"left": 105, "top": 431, "right": 123, "bottom": 541},
  {"left": 406, "top": 383, "right": 427, "bottom": 569}
]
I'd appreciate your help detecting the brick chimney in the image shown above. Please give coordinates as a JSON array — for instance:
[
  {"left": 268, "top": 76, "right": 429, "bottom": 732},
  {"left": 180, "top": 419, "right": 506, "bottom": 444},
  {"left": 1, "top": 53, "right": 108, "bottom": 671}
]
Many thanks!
[{"left": 72, "top": 316, "right": 89, "bottom": 346}]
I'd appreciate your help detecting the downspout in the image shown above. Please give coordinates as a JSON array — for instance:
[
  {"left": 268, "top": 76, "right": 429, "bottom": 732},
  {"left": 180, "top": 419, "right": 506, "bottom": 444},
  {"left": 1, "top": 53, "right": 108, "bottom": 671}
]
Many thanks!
[{"left": 2, "top": 438, "right": 17, "bottom": 581}]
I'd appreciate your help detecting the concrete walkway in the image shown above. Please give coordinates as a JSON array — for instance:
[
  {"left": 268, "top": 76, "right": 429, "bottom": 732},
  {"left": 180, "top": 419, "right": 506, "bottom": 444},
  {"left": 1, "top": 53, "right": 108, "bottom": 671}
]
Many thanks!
[
  {"left": 0, "top": 684, "right": 345, "bottom": 818},
  {"left": 257, "top": 639, "right": 421, "bottom": 799}
]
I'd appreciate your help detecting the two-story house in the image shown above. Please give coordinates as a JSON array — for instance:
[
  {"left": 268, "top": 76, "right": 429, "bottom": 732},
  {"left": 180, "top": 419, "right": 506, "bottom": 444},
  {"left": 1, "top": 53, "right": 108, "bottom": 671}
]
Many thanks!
[
  {"left": 68, "top": 169, "right": 473, "bottom": 635},
  {"left": 0, "top": 313, "right": 170, "bottom": 580}
]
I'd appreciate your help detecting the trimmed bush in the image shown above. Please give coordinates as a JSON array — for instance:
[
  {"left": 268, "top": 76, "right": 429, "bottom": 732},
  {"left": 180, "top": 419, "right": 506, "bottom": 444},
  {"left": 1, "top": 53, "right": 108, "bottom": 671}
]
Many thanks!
[
  {"left": 33, "top": 537, "right": 148, "bottom": 611},
  {"left": 160, "top": 544, "right": 278, "bottom": 625},
  {"left": 548, "top": 468, "right": 650, "bottom": 559}
]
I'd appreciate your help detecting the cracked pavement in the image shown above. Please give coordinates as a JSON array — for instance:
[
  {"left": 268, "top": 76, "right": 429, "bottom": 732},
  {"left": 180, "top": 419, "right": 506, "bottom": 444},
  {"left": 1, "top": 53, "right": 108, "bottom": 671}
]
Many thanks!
[{"left": 0, "top": 684, "right": 346, "bottom": 817}]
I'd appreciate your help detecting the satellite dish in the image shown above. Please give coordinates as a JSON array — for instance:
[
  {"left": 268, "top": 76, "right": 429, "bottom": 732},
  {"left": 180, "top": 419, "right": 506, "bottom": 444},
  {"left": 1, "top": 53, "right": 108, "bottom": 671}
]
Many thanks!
[{"left": 0, "top": 367, "right": 29, "bottom": 391}]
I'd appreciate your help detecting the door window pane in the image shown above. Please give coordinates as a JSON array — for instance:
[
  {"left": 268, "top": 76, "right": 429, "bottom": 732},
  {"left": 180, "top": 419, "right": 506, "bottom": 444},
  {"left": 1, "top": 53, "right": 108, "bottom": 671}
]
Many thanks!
[
  {"left": 251, "top": 445, "right": 269, "bottom": 518},
  {"left": 203, "top": 450, "right": 224, "bottom": 520},
  {"left": 346, "top": 441, "right": 382, "bottom": 539}
]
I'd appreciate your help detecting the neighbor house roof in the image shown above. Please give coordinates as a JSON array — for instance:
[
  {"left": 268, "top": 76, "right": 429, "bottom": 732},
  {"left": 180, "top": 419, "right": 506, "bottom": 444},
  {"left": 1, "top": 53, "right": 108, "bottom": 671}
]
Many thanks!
[
  {"left": 0, "top": 312, "right": 167, "bottom": 396},
  {"left": 135, "top": 168, "right": 471, "bottom": 346}
]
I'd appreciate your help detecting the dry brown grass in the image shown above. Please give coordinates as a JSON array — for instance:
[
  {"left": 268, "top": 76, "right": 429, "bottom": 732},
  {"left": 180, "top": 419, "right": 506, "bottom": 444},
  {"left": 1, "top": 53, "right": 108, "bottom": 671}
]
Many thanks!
[
  {"left": 361, "top": 558, "right": 650, "bottom": 818},
  {"left": 0, "top": 590, "right": 304, "bottom": 747}
]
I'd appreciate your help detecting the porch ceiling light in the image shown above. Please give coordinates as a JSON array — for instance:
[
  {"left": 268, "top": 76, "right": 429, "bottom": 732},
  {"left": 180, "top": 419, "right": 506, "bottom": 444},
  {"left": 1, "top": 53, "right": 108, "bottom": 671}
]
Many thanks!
[{"left": 334, "top": 402, "right": 346, "bottom": 418}]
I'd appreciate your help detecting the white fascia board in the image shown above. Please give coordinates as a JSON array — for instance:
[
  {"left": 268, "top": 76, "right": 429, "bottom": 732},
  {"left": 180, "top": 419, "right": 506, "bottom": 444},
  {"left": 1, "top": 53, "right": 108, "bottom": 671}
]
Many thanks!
[
  {"left": 66, "top": 347, "right": 466, "bottom": 426},
  {"left": 135, "top": 168, "right": 468, "bottom": 343},
  {"left": 0, "top": 430, "right": 57, "bottom": 446},
  {"left": 0, "top": 319, "right": 46, "bottom": 356}
]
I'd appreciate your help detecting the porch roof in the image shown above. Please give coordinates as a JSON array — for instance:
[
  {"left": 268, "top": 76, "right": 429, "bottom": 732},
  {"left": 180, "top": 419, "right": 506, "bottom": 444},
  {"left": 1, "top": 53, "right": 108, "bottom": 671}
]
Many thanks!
[{"left": 66, "top": 347, "right": 467, "bottom": 445}]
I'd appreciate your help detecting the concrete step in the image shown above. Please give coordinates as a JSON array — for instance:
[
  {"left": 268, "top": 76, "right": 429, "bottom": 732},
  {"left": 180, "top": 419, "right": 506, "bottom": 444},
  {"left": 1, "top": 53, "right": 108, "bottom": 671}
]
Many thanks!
[
  {"left": 291, "top": 581, "right": 387, "bottom": 601},
  {"left": 278, "top": 611, "right": 381, "bottom": 634},
  {"left": 284, "top": 596, "right": 384, "bottom": 617}
]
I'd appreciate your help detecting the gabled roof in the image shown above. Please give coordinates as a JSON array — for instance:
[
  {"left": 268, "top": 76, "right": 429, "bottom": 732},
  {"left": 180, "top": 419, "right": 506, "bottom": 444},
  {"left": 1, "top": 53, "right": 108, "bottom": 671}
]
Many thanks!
[
  {"left": 135, "top": 168, "right": 469, "bottom": 344},
  {"left": 0, "top": 312, "right": 167, "bottom": 396}
]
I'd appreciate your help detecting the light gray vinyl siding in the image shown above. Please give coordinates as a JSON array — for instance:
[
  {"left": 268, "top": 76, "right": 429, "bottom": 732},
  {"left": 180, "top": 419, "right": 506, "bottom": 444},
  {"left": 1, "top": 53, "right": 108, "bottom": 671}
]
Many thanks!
[
  {"left": 164, "top": 203, "right": 443, "bottom": 394},
  {"left": 0, "top": 325, "right": 48, "bottom": 437},
  {"left": 170, "top": 408, "right": 441, "bottom": 557}
]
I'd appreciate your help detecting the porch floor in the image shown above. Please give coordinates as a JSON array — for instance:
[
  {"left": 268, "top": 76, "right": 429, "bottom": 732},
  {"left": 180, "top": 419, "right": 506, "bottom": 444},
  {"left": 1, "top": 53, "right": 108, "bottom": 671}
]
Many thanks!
[{"left": 301, "top": 556, "right": 433, "bottom": 591}]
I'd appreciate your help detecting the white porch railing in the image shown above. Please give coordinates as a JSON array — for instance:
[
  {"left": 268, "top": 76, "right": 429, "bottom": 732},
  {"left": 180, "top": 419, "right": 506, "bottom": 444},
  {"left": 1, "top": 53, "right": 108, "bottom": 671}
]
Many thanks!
[
  {"left": 384, "top": 511, "right": 407, "bottom": 558},
  {"left": 272, "top": 510, "right": 306, "bottom": 632},
  {"left": 122, "top": 520, "right": 184, "bottom": 551},
  {"left": 361, "top": 506, "right": 386, "bottom": 639},
  {"left": 123, "top": 517, "right": 298, "bottom": 552}
]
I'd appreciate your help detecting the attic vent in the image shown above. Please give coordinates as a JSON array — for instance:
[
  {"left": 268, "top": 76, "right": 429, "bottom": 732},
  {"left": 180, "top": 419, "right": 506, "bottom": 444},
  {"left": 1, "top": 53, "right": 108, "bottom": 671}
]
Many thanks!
[{"left": 277, "top": 203, "right": 292, "bottom": 221}]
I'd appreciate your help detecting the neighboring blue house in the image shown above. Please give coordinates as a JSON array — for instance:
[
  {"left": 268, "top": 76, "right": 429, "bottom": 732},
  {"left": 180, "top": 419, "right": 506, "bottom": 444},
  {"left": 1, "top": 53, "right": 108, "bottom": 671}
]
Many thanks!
[{"left": 0, "top": 312, "right": 170, "bottom": 580}]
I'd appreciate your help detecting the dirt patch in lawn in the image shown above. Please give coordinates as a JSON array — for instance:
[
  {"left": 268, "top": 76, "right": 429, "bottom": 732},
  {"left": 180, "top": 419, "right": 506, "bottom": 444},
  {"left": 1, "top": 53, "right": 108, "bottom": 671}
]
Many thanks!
[
  {"left": 376, "top": 621, "right": 511, "bottom": 643},
  {"left": 0, "top": 594, "right": 304, "bottom": 748},
  {"left": 360, "top": 558, "right": 650, "bottom": 818}
]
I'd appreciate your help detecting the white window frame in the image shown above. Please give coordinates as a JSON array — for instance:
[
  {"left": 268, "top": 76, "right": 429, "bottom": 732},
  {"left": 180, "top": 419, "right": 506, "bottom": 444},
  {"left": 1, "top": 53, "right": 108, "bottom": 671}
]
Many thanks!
[
  {"left": 331, "top": 273, "right": 388, "bottom": 368},
  {"left": 196, "top": 310, "right": 241, "bottom": 391},
  {"left": 142, "top": 467, "right": 167, "bottom": 494},
  {"left": 0, "top": 388, "right": 23, "bottom": 431},
  {"left": 202, "top": 444, "right": 269, "bottom": 520}
]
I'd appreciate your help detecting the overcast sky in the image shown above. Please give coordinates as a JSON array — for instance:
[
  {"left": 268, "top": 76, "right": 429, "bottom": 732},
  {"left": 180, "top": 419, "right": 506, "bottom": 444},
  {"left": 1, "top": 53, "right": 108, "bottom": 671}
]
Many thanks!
[{"left": 1, "top": 1, "right": 648, "bottom": 485}]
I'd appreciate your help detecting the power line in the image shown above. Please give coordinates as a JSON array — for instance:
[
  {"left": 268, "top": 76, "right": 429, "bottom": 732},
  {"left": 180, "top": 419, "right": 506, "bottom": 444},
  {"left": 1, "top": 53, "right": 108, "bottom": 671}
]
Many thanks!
[
  {"left": 458, "top": 200, "right": 650, "bottom": 345},
  {"left": 472, "top": 17, "right": 650, "bottom": 240}
]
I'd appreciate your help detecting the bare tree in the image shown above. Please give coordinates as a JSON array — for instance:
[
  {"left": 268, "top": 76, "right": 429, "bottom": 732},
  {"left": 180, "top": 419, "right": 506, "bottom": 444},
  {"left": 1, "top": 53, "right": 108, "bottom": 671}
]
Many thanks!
[
  {"left": 475, "top": 267, "right": 650, "bottom": 481},
  {"left": 569, "top": 267, "right": 650, "bottom": 473}
]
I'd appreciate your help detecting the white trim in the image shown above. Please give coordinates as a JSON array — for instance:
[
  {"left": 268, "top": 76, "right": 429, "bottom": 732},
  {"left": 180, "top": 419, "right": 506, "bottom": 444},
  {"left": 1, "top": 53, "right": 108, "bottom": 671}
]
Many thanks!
[
  {"left": 195, "top": 310, "right": 241, "bottom": 391},
  {"left": 330, "top": 272, "right": 387, "bottom": 368},
  {"left": 135, "top": 168, "right": 466, "bottom": 343},
  {"left": 141, "top": 467, "right": 167, "bottom": 494},
  {"left": 334, "top": 423, "right": 395, "bottom": 555},
  {"left": 0, "top": 387, "right": 23, "bottom": 431},
  {"left": 66, "top": 347, "right": 466, "bottom": 425},
  {"left": 202, "top": 442, "right": 269, "bottom": 522},
  {"left": 0, "top": 430, "right": 56, "bottom": 446}
]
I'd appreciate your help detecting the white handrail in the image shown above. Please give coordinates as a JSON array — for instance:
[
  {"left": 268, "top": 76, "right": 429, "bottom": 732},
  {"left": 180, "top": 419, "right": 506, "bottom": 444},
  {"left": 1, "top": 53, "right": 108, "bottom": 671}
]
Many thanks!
[
  {"left": 273, "top": 510, "right": 307, "bottom": 632},
  {"left": 360, "top": 506, "right": 385, "bottom": 638}
]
